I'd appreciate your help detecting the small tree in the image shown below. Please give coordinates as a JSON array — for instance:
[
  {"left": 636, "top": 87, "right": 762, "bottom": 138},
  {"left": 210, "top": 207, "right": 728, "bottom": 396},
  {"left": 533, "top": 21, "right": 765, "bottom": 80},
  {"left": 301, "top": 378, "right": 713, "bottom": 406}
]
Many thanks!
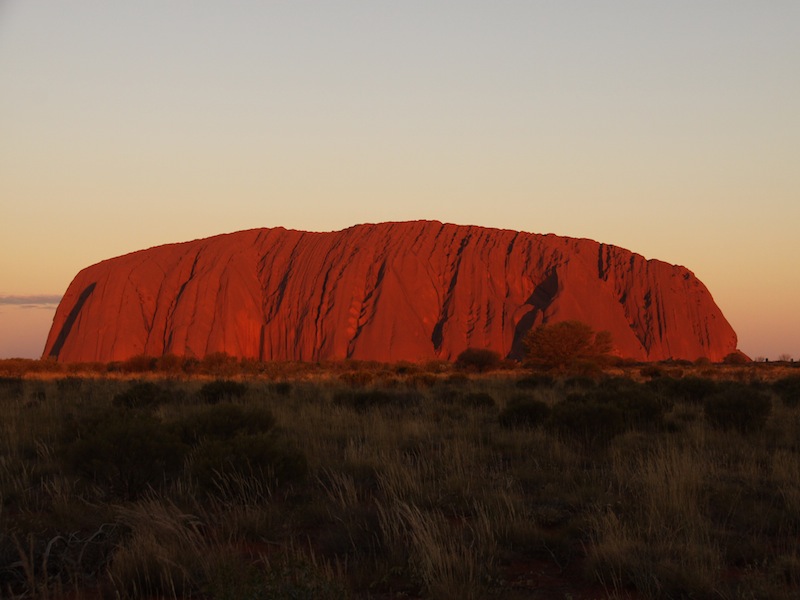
[
  {"left": 722, "top": 351, "right": 749, "bottom": 365},
  {"left": 455, "top": 347, "right": 501, "bottom": 372},
  {"left": 524, "top": 320, "right": 612, "bottom": 371}
]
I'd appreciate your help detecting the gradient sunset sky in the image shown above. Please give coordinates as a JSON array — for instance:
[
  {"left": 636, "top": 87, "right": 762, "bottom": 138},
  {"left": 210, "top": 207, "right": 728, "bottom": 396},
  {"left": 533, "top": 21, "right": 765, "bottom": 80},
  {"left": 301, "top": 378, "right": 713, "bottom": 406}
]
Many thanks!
[{"left": 1, "top": 2, "right": 798, "bottom": 360}]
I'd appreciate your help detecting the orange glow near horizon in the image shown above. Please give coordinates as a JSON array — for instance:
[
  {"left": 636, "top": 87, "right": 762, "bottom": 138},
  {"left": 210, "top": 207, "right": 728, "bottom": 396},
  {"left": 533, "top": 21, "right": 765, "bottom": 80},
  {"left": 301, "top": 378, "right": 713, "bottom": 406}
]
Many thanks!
[{"left": 1, "top": 3, "right": 798, "bottom": 360}]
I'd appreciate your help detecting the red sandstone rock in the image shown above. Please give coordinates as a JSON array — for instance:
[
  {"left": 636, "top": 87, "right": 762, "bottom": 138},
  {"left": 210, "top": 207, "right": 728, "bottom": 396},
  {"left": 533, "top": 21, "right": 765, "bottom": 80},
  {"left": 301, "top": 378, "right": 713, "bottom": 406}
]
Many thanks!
[{"left": 43, "top": 221, "right": 739, "bottom": 363}]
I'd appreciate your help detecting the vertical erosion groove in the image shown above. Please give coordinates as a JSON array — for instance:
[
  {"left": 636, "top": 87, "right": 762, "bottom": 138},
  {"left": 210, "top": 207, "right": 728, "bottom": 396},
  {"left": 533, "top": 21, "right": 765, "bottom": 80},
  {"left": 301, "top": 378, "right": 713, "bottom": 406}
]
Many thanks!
[{"left": 48, "top": 283, "right": 97, "bottom": 358}]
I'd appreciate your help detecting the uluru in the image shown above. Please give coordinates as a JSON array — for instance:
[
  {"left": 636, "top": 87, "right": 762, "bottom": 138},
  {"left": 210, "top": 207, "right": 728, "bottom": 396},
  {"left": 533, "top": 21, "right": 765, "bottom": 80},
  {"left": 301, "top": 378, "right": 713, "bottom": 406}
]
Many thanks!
[{"left": 43, "top": 221, "right": 739, "bottom": 363}]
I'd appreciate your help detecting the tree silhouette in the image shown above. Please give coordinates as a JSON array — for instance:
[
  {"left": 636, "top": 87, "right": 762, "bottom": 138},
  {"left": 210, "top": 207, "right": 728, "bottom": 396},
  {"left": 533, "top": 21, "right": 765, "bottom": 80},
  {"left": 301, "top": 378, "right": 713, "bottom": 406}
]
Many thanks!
[{"left": 523, "top": 320, "right": 612, "bottom": 371}]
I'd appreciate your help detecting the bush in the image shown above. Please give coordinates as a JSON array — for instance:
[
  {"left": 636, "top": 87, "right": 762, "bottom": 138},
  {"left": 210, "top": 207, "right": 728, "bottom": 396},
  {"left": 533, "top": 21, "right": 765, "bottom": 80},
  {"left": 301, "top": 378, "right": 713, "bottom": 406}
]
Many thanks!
[
  {"left": 409, "top": 373, "right": 437, "bottom": 388},
  {"left": 563, "top": 376, "right": 597, "bottom": 390},
  {"left": 597, "top": 376, "right": 640, "bottom": 392},
  {"left": 515, "top": 375, "right": 555, "bottom": 390},
  {"left": 704, "top": 387, "right": 772, "bottom": 434},
  {"left": 639, "top": 365, "right": 663, "bottom": 378},
  {"left": 589, "top": 387, "right": 668, "bottom": 431},
  {"left": 333, "top": 389, "right": 391, "bottom": 411},
  {"left": 0, "top": 376, "right": 24, "bottom": 400},
  {"left": 524, "top": 320, "right": 612, "bottom": 371},
  {"left": 191, "top": 433, "right": 307, "bottom": 493},
  {"left": 547, "top": 397, "right": 625, "bottom": 449},
  {"left": 723, "top": 351, "right": 750, "bottom": 365},
  {"left": 199, "top": 352, "right": 240, "bottom": 375},
  {"left": 460, "top": 392, "right": 496, "bottom": 409},
  {"left": 648, "top": 376, "right": 718, "bottom": 404},
  {"left": 62, "top": 410, "right": 187, "bottom": 498},
  {"left": 455, "top": 348, "right": 502, "bottom": 372},
  {"left": 176, "top": 403, "right": 276, "bottom": 444},
  {"left": 113, "top": 381, "right": 178, "bottom": 409},
  {"left": 339, "top": 371, "right": 374, "bottom": 387},
  {"left": 156, "top": 353, "right": 184, "bottom": 373},
  {"left": 499, "top": 395, "right": 550, "bottom": 428},
  {"left": 121, "top": 354, "right": 158, "bottom": 373},
  {"left": 332, "top": 389, "right": 421, "bottom": 412},
  {"left": 773, "top": 375, "right": 800, "bottom": 408},
  {"left": 197, "top": 379, "right": 248, "bottom": 404},
  {"left": 272, "top": 381, "right": 293, "bottom": 396},
  {"left": 56, "top": 376, "right": 83, "bottom": 395}
]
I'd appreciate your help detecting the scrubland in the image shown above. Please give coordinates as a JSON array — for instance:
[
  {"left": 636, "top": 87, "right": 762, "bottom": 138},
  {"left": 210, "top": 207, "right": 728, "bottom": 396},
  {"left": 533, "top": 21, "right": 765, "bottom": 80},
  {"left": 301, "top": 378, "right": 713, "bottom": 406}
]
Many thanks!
[{"left": 1, "top": 356, "right": 799, "bottom": 599}]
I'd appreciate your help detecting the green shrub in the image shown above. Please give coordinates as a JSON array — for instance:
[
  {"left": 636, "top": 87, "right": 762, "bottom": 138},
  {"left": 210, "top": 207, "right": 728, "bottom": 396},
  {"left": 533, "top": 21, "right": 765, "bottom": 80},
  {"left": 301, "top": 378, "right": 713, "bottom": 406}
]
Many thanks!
[
  {"left": 197, "top": 379, "right": 248, "bottom": 404},
  {"left": 547, "top": 397, "right": 625, "bottom": 449},
  {"left": 56, "top": 376, "right": 83, "bottom": 394},
  {"left": 121, "top": 354, "right": 158, "bottom": 373},
  {"left": 524, "top": 320, "right": 612, "bottom": 371},
  {"left": 596, "top": 376, "right": 639, "bottom": 393},
  {"left": 704, "top": 387, "right": 772, "bottom": 434},
  {"left": 176, "top": 403, "right": 276, "bottom": 444},
  {"left": 455, "top": 348, "right": 502, "bottom": 372},
  {"left": 435, "top": 386, "right": 460, "bottom": 405},
  {"left": 515, "top": 375, "right": 555, "bottom": 390},
  {"left": 639, "top": 365, "right": 663, "bottom": 378},
  {"left": 589, "top": 386, "right": 668, "bottom": 431},
  {"left": 460, "top": 392, "right": 496, "bottom": 408},
  {"left": 113, "top": 381, "right": 180, "bottom": 409},
  {"left": 648, "top": 376, "right": 718, "bottom": 404},
  {"left": 723, "top": 351, "right": 749, "bottom": 365},
  {"left": 499, "top": 395, "right": 550, "bottom": 428},
  {"left": 199, "top": 352, "right": 240, "bottom": 376},
  {"left": 272, "top": 381, "right": 293, "bottom": 396},
  {"left": 191, "top": 433, "right": 307, "bottom": 493},
  {"left": 339, "top": 371, "right": 374, "bottom": 387},
  {"left": 409, "top": 373, "right": 437, "bottom": 388},
  {"left": 563, "top": 376, "right": 597, "bottom": 390},
  {"left": 0, "top": 376, "right": 24, "bottom": 400},
  {"left": 62, "top": 410, "right": 187, "bottom": 498},
  {"left": 446, "top": 373, "right": 470, "bottom": 386},
  {"left": 332, "top": 389, "right": 421, "bottom": 412},
  {"left": 155, "top": 353, "right": 184, "bottom": 373},
  {"left": 773, "top": 375, "right": 800, "bottom": 407}
]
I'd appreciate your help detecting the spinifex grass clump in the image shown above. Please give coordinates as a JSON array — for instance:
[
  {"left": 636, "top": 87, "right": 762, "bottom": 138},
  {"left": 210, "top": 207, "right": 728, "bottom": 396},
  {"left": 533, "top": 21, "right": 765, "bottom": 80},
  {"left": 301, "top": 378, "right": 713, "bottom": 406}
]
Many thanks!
[
  {"left": 514, "top": 374, "right": 555, "bottom": 389},
  {"left": 703, "top": 386, "right": 772, "bottom": 433},
  {"left": 197, "top": 379, "right": 248, "bottom": 404},
  {"left": 332, "top": 388, "right": 422, "bottom": 412},
  {"left": 190, "top": 432, "right": 308, "bottom": 494},
  {"left": 61, "top": 408, "right": 188, "bottom": 499},
  {"left": 176, "top": 403, "right": 307, "bottom": 493},
  {"left": 459, "top": 392, "right": 496, "bottom": 409},
  {"left": 0, "top": 376, "right": 24, "bottom": 400},
  {"left": 499, "top": 394, "right": 550, "bottom": 428},
  {"left": 590, "top": 386, "right": 669, "bottom": 431},
  {"left": 454, "top": 348, "right": 502, "bottom": 372},
  {"left": 113, "top": 380, "right": 182, "bottom": 409},
  {"left": 773, "top": 375, "right": 800, "bottom": 407},
  {"left": 648, "top": 375, "right": 719, "bottom": 404},
  {"left": 176, "top": 403, "right": 276, "bottom": 443},
  {"left": 547, "top": 395, "right": 626, "bottom": 450}
]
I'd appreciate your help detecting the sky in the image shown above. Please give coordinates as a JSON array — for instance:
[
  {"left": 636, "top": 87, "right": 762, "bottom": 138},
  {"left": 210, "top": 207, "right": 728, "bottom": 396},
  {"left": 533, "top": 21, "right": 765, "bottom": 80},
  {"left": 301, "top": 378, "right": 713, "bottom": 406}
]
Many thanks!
[{"left": 1, "top": 1, "right": 798, "bottom": 361}]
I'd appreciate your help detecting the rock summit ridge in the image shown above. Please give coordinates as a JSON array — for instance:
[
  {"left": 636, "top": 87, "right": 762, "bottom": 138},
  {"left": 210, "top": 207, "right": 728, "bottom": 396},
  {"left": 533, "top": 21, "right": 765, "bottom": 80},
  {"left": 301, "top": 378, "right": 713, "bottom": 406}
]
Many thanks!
[{"left": 44, "top": 221, "right": 739, "bottom": 362}]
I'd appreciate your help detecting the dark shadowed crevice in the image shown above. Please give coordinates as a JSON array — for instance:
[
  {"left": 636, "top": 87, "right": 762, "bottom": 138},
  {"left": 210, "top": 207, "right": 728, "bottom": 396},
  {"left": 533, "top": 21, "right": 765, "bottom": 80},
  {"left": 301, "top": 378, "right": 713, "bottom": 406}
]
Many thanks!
[
  {"left": 597, "top": 244, "right": 607, "bottom": 280},
  {"left": 509, "top": 270, "right": 559, "bottom": 359},
  {"left": 431, "top": 234, "right": 470, "bottom": 352},
  {"left": 48, "top": 282, "right": 96, "bottom": 358}
]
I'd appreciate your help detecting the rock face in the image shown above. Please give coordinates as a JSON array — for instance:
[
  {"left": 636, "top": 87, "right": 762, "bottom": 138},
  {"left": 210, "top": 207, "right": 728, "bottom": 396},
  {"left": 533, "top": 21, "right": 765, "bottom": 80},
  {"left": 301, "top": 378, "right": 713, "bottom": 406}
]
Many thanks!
[{"left": 44, "top": 221, "right": 739, "bottom": 363}]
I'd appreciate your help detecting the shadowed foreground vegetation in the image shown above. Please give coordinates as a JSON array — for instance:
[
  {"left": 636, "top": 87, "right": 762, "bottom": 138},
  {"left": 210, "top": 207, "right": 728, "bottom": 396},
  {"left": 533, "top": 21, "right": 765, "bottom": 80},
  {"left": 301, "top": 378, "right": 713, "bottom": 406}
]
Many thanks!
[{"left": 1, "top": 357, "right": 800, "bottom": 599}]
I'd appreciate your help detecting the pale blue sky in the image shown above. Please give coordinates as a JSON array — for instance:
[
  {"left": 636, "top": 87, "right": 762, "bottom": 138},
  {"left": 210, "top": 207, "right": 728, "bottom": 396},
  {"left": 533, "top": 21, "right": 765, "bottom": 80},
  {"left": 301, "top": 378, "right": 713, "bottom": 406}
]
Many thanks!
[{"left": 1, "top": 1, "right": 798, "bottom": 359}]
